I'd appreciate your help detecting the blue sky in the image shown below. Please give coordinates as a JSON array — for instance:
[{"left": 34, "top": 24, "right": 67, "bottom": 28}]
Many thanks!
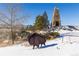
[{"left": 0, "top": 3, "right": 79, "bottom": 25}]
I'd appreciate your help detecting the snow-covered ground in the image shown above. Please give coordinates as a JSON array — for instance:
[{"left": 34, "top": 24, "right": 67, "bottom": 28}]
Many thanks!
[{"left": 0, "top": 30, "right": 79, "bottom": 56}]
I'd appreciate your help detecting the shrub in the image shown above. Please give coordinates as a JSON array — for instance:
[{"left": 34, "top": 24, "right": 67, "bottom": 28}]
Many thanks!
[
  {"left": 49, "top": 32, "right": 60, "bottom": 38},
  {"left": 20, "top": 31, "right": 30, "bottom": 38},
  {"left": 43, "top": 32, "right": 60, "bottom": 40},
  {"left": 47, "top": 36, "right": 52, "bottom": 40}
]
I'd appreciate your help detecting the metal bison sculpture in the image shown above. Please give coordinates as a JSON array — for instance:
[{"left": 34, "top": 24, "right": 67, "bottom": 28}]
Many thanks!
[{"left": 27, "top": 33, "right": 46, "bottom": 49}]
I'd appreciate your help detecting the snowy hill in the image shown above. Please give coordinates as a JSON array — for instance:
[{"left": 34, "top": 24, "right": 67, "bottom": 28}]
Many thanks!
[
  {"left": 0, "top": 30, "right": 79, "bottom": 56},
  {"left": 61, "top": 25, "right": 79, "bottom": 31}
]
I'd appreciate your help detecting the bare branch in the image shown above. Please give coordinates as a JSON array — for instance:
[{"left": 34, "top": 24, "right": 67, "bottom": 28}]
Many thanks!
[
  {"left": 0, "top": 19, "right": 10, "bottom": 26},
  {"left": 13, "top": 15, "right": 30, "bottom": 23},
  {"left": 0, "top": 12, "right": 10, "bottom": 21}
]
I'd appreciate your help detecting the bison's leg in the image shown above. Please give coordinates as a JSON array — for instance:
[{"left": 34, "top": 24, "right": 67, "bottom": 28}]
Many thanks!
[
  {"left": 33, "top": 45, "right": 35, "bottom": 49},
  {"left": 41, "top": 44, "right": 42, "bottom": 47},
  {"left": 44, "top": 43, "right": 46, "bottom": 46},
  {"left": 37, "top": 45, "right": 39, "bottom": 49}
]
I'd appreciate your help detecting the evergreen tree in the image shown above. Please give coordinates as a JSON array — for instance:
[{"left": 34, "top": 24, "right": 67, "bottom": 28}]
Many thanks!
[
  {"left": 34, "top": 15, "right": 45, "bottom": 30},
  {"left": 43, "top": 11, "right": 49, "bottom": 29},
  {"left": 34, "top": 11, "right": 49, "bottom": 30}
]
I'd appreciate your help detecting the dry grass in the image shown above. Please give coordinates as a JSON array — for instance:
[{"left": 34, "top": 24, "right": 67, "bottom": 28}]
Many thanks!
[
  {"left": 0, "top": 40, "right": 12, "bottom": 47},
  {"left": 0, "top": 39, "right": 28, "bottom": 47},
  {"left": 21, "top": 41, "right": 30, "bottom": 47}
]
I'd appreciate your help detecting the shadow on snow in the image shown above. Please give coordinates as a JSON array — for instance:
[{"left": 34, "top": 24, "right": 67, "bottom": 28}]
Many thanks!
[{"left": 39, "top": 43, "right": 58, "bottom": 49}]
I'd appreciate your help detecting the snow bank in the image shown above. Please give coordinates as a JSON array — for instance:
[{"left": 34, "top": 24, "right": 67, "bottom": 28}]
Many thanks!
[{"left": 0, "top": 30, "right": 79, "bottom": 56}]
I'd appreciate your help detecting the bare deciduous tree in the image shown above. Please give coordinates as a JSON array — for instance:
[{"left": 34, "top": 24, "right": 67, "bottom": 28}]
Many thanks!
[{"left": 0, "top": 4, "right": 29, "bottom": 44}]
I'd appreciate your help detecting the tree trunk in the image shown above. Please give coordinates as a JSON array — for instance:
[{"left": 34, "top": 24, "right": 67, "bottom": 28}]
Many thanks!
[{"left": 11, "top": 29, "right": 14, "bottom": 44}]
